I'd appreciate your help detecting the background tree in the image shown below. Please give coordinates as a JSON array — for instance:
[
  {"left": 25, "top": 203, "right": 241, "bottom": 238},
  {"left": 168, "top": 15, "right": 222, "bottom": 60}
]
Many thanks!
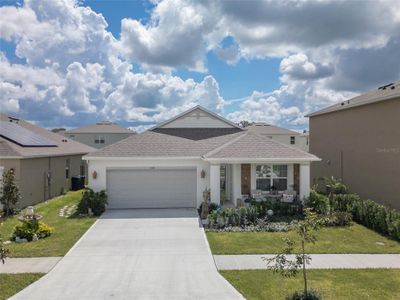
[
  {"left": 323, "top": 176, "right": 348, "bottom": 212},
  {"left": 51, "top": 128, "right": 66, "bottom": 133},
  {"left": 0, "top": 169, "right": 20, "bottom": 216},
  {"left": 237, "top": 120, "right": 253, "bottom": 128},
  {"left": 265, "top": 208, "right": 323, "bottom": 299}
]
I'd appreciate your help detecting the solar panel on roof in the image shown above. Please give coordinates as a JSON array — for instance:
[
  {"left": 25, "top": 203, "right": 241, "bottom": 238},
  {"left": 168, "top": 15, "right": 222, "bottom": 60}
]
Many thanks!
[{"left": 0, "top": 121, "right": 58, "bottom": 147}]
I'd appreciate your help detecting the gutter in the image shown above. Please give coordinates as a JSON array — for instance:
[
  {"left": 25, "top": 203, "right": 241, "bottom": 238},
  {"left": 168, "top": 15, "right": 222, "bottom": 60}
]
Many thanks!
[{"left": 83, "top": 156, "right": 201, "bottom": 161}]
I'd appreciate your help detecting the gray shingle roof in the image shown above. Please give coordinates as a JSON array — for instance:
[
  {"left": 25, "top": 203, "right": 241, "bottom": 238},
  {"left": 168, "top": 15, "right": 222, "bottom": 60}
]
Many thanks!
[
  {"left": 86, "top": 130, "right": 244, "bottom": 158},
  {"left": 86, "top": 130, "right": 318, "bottom": 162},
  {"left": 307, "top": 80, "right": 400, "bottom": 117},
  {"left": 203, "top": 132, "right": 318, "bottom": 161},
  {"left": 0, "top": 113, "right": 95, "bottom": 158}
]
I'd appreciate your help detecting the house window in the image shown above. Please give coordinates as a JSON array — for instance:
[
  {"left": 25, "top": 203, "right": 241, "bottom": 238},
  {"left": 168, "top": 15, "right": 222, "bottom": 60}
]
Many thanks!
[
  {"left": 65, "top": 159, "right": 70, "bottom": 179},
  {"left": 256, "top": 164, "right": 288, "bottom": 191},
  {"left": 290, "top": 136, "right": 296, "bottom": 144},
  {"left": 94, "top": 136, "right": 105, "bottom": 144}
]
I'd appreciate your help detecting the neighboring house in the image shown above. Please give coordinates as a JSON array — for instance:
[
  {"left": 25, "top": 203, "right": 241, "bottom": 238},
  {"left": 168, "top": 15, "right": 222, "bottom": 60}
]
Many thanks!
[
  {"left": 65, "top": 121, "right": 135, "bottom": 149},
  {"left": 247, "top": 123, "right": 309, "bottom": 151},
  {"left": 0, "top": 114, "right": 95, "bottom": 208},
  {"left": 307, "top": 81, "right": 400, "bottom": 209},
  {"left": 85, "top": 106, "right": 319, "bottom": 209}
]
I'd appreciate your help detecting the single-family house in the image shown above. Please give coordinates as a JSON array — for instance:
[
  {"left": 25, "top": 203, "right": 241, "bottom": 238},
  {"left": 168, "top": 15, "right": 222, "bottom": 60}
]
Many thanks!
[
  {"left": 0, "top": 113, "right": 95, "bottom": 208},
  {"left": 85, "top": 106, "right": 319, "bottom": 209},
  {"left": 247, "top": 123, "right": 309, "bottom": 152},
  {"left": 307, "top": 80, "right": 400, "bottom": 209},
  {"left": 64, "top": 121, "right": 135, "bottom": 149}
]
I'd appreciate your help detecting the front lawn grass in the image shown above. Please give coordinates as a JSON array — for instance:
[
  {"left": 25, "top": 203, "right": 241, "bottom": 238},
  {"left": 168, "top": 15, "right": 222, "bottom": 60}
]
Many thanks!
[
  {"left": 207, "top": 223, "right": 400, "bottom": 254},
  {"left": 221, "top": 269, "right": 400, "bottom": 300},
  {"left": 0, "top": 273, "right": 44, "bottom": 300},
  {"left": 0, "top": 190, "right": 96, "bottom": 257}
]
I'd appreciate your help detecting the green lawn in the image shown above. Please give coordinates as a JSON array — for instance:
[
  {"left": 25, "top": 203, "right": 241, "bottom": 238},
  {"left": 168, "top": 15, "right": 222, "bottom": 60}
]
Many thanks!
[
  {"left": 0, "top": 273, "right": 44, "bottom": 300},
  {"left": 221, "top": 269, "right": 400, "bottom": 300},
  {"left": 0, "top": 191, "right": 96, "bottom": 257},
  {"left": 207, "top": 223, "right": 400, "bottom": 254}
]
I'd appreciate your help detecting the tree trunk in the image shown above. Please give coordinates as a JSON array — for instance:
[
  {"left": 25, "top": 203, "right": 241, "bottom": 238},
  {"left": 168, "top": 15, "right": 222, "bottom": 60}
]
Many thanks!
[{"left": 302, "top": 239, "right": 308, "bottom": 296}]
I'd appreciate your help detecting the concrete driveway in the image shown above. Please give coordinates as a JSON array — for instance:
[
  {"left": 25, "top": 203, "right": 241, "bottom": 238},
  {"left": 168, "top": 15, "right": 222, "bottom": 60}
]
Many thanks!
[{"left": 11, "top": 209, "right": 243, "bottom": 300}]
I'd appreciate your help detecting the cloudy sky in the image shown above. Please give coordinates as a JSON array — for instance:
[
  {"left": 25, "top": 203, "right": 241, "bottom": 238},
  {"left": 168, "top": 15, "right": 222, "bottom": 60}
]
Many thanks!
[{"left": 1, "top": 0, "right": 399, "bottom": 131}]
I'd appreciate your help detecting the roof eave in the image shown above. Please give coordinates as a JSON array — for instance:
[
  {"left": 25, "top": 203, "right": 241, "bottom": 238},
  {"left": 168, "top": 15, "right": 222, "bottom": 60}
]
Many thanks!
[
  {"left": 306, "top": 93, "right": 400, "bottom": 118},
  {"left": 203, "top": 157, "right": 321, "bottom": 163},
  {"left": 83, "top": 156, "right": 201, "bottom": 161}
]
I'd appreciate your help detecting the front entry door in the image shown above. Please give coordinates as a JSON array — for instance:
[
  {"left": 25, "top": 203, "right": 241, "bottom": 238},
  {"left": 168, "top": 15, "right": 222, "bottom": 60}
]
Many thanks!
[{"left": 241, "top": 164, "right": 251, "bottom": 195}]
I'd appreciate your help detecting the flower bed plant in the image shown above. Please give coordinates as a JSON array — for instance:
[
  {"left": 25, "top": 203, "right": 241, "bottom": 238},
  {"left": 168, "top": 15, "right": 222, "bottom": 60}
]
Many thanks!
[
  {"left": 12, "top": 220, "right": 53, "bottom": 242},
  {"left": 206, "top": 201, "right": 303, "bottom": 232}
]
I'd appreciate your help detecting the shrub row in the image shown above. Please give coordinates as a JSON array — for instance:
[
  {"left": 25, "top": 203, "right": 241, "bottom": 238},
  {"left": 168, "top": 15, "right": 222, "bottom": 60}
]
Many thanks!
[
  {"left": 309, "top": 192, "right": 400, "bottom": 240},
  {"left": 250, "top": 200, "right": 303, "bottom": 217}
]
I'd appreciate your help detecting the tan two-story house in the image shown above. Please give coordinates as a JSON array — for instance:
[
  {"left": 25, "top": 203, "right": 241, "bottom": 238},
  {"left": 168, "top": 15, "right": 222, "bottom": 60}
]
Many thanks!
[{"left": 307, "top": 81, "right": 400, "bottom": 209}]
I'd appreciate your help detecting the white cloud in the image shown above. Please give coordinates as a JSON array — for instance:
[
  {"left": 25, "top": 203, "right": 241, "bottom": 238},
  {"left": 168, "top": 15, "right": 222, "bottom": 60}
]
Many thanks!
[
  {"left": 0, "top": 0, "right": 399, "bottom": 131},
  {"left": 119, "top": 0, "right": 220, "bottom": 72},
  {"left": 280, "top": 53, "right": 333, "bottom": 80}
]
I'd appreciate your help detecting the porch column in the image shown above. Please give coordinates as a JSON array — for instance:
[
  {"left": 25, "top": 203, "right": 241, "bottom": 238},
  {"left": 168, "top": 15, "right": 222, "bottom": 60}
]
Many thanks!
[
  {"left": 299, "top": 163, "right": 310, "bottom": 201},
  {"left": 210, "top": 164, "right": 220, "bottom": 204},
  {"left": 232, "top": 164, "right": 242, "bottom": 206}
]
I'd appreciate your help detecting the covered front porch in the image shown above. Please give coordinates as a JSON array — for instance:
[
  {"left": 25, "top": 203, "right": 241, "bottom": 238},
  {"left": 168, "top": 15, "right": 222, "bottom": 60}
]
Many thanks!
[{"left": 209, "top": 162, "right": 311, "bottom": 207}]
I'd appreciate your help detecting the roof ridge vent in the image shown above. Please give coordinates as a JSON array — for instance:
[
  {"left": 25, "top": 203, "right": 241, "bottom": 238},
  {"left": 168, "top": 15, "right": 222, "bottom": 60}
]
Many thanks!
[
  {"left": 378, "top": 83, "right": 394, "bottom": 90},
  {"left": 96, "top": 121, "right": 113, "bottom": 125}
]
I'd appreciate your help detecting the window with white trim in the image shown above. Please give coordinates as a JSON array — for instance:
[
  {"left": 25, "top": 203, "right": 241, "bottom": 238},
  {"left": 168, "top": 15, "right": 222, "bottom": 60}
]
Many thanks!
[
  {"left": 94, "top": 136, "right": 105, "bottom": 144},
  {"left": 256, "top": 164, "right": 288, "bottom": 191},
  {"left": 290, "top": 136, "right": 296, "bottom": 144}
]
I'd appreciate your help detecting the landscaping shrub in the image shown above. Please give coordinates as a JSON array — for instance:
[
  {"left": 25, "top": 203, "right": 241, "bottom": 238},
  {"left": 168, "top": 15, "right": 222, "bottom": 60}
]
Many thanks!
[
  {"left": 310, "top": 192, "right": 400, "bottom": 241},
  {"left": 77, "top": 189, "right": 107, "bottom": 216},
  {"left": 323, "top": 211, "right": 352, "bottom": 227},
  {"left": 0, "top": 169, "right": 20, "bottom": 216},
  {"left": 12, "top": 221, "right": 53, "bottom": 241},
  {"left": 306, "top": 190, "right": 329, "bottom": 215},
  {"left": 0, "top": 237, "right": 10, "bottom": 263},
  {"left": 286, "top": 290, "right": 321, "bottom": 300}
]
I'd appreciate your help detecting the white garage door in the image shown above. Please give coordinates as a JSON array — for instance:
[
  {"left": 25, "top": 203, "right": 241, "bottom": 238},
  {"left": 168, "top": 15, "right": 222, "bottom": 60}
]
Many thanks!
[{"left": 106, "top": 168, "right": 197, "bottom": 209}]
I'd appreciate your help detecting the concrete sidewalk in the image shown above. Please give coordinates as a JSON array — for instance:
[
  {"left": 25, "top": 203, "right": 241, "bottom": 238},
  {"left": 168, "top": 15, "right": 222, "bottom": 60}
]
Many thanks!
[
  {"left": 214, "top": 254, "right": 400, "bottom": 270},
  {"left": 0, "top": 257, "right": 62, "bottom": 274}
]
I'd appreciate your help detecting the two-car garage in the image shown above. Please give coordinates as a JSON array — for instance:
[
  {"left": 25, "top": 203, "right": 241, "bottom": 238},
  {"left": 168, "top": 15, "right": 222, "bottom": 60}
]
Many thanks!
[{"left": 106, "top": 168, "right": 197, "bottom": 209}]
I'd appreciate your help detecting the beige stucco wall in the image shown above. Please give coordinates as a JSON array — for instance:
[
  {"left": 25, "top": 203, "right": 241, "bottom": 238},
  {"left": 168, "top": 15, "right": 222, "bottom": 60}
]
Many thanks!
[
  {"left": 65, "top": 133, "right": 134, "bottom": 149},
  {"left": 309, "top": 97, "right": 400, "bottom": 209},
  {"left": 1, "top": 155, "right": 85, "bottom": 208}
]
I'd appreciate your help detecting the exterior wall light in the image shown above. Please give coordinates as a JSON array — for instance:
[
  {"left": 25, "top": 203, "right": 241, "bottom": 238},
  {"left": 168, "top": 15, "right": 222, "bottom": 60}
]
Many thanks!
[
  {"left": 200, "top": 170, "right": 206, "bottom": 178},
  {"left": 92, "top": 171, "right": 97, "bottom": 179}
]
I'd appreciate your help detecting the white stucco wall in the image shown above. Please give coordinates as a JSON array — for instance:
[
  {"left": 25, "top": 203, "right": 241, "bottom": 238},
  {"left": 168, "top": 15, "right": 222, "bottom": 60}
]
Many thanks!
[{"left": 87, "top": 158, "right": 211, "bottom": 208}]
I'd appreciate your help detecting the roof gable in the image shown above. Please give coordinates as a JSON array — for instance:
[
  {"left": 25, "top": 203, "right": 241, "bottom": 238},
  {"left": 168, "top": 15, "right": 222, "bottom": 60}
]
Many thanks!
[{"left": 151, "top": 106, "right": 241, "bottom": 129}]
